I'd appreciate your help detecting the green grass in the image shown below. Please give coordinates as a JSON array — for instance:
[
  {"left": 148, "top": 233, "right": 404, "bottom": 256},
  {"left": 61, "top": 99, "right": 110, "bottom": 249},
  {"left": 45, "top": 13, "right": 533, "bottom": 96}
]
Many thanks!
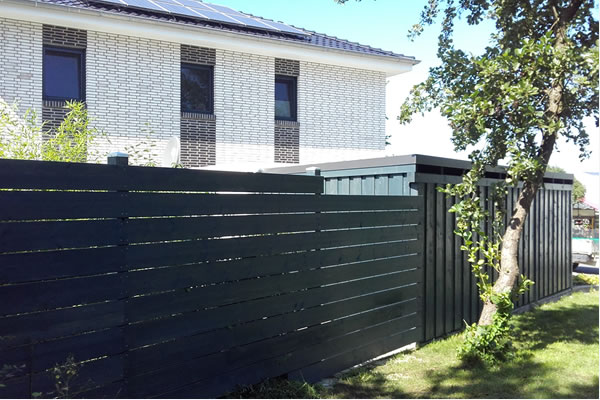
[
  {"left": 331, "top": 290, "right": 599, "bottom": 399},
  {"left": 223, "top": 377, "right": 328, "bottom": 399},
  {"left": 226, "top": 290, "right": 599, "bottom": 399},
  {"left": 574, "top": 273, "right": 599, "bottom": 286}
]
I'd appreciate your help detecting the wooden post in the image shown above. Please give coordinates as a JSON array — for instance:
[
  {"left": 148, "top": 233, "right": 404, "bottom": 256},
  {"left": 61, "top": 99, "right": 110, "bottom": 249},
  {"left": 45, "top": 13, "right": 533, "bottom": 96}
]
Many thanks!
[
  {"left": 108, "top": 152, "right": 129, "bottom": 167},
  {"left": 107, "top": 151, "right": 129, "bottom": 397}
]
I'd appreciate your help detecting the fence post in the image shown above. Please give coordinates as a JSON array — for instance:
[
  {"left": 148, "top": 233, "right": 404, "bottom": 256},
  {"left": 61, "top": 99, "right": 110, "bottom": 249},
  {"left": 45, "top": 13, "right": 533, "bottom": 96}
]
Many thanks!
[
  {"left": 108, "top": 152, "right": 129, "bottom": 167},
  {"left": 306, "top": 167, "right": 322, "bottom": 258},
  {"left": 107, "top": 152, "right": 130, "bottom": 397}
]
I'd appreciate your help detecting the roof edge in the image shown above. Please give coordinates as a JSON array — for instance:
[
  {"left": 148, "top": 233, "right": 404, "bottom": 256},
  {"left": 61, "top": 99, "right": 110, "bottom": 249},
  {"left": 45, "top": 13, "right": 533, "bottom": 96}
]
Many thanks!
[{"left": 3, "top": 0, "right": 417, "bottom": 76}]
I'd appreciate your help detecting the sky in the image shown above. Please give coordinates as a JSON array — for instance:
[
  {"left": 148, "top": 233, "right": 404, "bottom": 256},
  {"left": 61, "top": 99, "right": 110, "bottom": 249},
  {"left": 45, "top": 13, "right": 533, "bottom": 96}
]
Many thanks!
[{"left": 209, "top": 0, "right": 599, "bottom": 201}]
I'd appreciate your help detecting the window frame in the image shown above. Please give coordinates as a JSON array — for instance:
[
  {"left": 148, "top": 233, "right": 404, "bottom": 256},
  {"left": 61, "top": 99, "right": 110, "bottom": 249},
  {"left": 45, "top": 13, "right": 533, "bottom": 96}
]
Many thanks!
[
  {"left": 181, "top": 63, "right": 214, "bottom": 115},
  {"left": 275, "top": 75, "right": 297, "bottom": 122},
  {"left": 42, "top": 46, "right": 85, "bottom": 102}
]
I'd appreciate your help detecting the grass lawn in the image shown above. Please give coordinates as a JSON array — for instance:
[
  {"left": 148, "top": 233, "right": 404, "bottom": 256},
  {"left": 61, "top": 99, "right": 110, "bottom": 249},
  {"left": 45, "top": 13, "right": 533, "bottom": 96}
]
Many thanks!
[
  {"left": 331, "top": 290, "right": 599, "bottom": 399},
  {"left": 226, "top": 290, "right": 599, "bottom": 399}
]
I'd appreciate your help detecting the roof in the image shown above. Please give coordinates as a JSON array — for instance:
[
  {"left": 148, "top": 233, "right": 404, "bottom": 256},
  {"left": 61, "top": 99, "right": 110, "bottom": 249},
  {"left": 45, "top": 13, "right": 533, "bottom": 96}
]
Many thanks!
[
  {"left": 32, "top": 0, "right": 418, "bottom": 63},
  {"left": 264, "top": 154, "right": 575, "bottom": 184},
  {"left": 576, "top": 198, "right": 599, "bottom": 211}
]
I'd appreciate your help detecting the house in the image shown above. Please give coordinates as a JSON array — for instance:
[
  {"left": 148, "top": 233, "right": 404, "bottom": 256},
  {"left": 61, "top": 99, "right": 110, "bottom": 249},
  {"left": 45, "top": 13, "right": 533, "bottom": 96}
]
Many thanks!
[{"left": 0, "top": 0, "right": 418, "bottom": 169}]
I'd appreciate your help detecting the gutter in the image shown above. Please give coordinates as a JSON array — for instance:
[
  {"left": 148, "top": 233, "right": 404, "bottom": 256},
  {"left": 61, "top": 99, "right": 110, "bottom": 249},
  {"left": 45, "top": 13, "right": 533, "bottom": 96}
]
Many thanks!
[{"left": 1, "top": 0, "right": 419, "bottom": 76}]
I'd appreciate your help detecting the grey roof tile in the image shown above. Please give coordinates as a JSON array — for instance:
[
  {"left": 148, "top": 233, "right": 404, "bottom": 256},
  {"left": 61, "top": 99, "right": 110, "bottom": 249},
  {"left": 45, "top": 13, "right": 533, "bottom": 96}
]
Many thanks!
[{"left": 31, "top": 0, "right": 416, "bottom": 61}]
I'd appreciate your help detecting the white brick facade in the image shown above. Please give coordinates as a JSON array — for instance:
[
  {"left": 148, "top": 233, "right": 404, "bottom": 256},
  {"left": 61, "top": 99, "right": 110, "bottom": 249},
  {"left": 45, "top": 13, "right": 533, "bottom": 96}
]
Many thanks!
[
  {"left": 0, "top": 18, "right": 42, "bottom": 121},
  {"left": 214, "top": 49, "right": 275, "bottom": 165},
  {"left": 0, "top": 17, "right": 389, "bottom": 168},
  {"left": 86, "top": 31, "right": 180, "bottom": 164},
  {"left": 298, "top": 61, "right": 387, "bottom": 164}
]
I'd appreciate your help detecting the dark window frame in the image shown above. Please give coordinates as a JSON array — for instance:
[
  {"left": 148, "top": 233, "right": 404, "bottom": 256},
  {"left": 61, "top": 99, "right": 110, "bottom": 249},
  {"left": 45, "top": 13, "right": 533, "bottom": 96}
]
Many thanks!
[
  {"left": 181, "top": 63, "right": 214, "bottom": 114},
  {"left": 43, "top": 46, "right": 85, "bottom": 102},
  {"left": 275, "top": 75, "right": 297, "bottom": 122}
]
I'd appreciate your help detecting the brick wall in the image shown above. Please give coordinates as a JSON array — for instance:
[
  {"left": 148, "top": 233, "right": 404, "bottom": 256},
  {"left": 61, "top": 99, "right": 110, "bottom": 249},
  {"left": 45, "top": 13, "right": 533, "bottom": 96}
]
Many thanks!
[
  {"left": 298, "top": 61, "right": 386, "bottom": 164},
  {"left": 274, "top": 58, "right": 300, "bottom": 164},
  {"left": 0, "top": 18, "right": 42, "bottom": 121},
  {"left": 214, "top": 49, "right": 274, "bottom": 165},
  {"left": 86, "top": 31, "right": 180, "bottom": 164},
  {"left": 274, "top": 120, "right": 300, "bottom": 163},
  {"left": 275, "top": 58, "right": 300, "bottom": 77},
  {"left": 41, "top": 25, "right": 87, "bottom": 134},
  {"left": 180, "top": 45, "right": 216, "bottom": 168},
  {"left": 1, "top": 17, "right": 388, "bottom": 168}
]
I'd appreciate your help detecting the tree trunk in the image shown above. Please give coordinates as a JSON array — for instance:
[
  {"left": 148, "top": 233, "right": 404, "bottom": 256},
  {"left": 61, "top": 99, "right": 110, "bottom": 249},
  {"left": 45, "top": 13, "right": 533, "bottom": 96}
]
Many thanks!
[{"left": 478, "top": 0, "right": 582, "bottom": 325}]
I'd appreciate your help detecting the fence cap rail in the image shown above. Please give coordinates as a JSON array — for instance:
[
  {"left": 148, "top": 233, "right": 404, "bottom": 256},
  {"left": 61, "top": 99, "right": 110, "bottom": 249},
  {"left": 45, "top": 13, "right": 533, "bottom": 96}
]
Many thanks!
[{"left": 0, "top": 158, "right": 324, "bottom": 193}]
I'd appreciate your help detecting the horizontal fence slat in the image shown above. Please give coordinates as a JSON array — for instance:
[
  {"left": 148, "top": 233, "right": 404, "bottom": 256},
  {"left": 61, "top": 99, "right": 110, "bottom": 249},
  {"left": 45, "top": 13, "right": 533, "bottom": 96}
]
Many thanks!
[
  {"left": 125, "top": 192, "right": 421, "bottom": 217},
  {"left": 127, "top": 294, "right": 419, "bottom": 377},
  {"left": 0, "top": 246, "right": 124, "bottom": 284},
  {"left": 127, "top": 225, "right": 421, "bottom": 269},
  {"left": 127, "top": 256, "right": 419, "bottom": 323},
  {"left": 2, "top": 327, "right": 124, "bottom": 377},
  {"left": 125, "top": 210, "right": 420, "bottom": 244},
  {"left": 127, "top": 244, "right": 420, "bottom": 295},
  {"left": 0, "top": 301, "right": 124, "bottom": 348},
  {"left": 0, "top": 274, "right": 124, "bottom": 316},
  {"left": 290, "top": 324, "right": 422, "bottom": 384},
  {"left": 0, "top": 219, "right": 121, "bottom": 253},
  {"left": 126, "top": 272, "right": 419, "bottom": 348},
  {"left": 0, "top": 159, "right": 323, "bottom": 193},
  {"left": 0, "top": 191, "right": 125, "bottom": 221},
  {"left": 0, "top": 191, "right": 421, "bottom": 221}
]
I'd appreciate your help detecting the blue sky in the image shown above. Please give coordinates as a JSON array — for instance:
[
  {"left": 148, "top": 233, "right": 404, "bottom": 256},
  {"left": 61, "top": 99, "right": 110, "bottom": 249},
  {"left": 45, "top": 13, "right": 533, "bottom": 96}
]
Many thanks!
[{"left": 209, "top": 0, "right": 599, "bottom": 197}]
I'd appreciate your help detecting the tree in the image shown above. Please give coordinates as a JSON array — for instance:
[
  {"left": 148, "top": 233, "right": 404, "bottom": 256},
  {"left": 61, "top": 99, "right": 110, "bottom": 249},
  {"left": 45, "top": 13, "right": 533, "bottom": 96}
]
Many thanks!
[
  {"left": 547, "top": 165, "right": 586, "bottom": 202},
  {"left": 337, "top": 0, "right": 598, "bottom": 363}
]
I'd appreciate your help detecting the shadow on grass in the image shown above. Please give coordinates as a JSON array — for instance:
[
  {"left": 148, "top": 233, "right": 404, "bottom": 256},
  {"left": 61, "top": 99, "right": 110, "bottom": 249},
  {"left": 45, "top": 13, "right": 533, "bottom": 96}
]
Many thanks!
[
  {"left": 333, "top": 298, "right": 599, "bottom": 399},
  {"left": 333, "top": 366, "right": 412, "bottom": 399},
  {"left": 513, "top": 303, "right": 598, "bottom": 351}
]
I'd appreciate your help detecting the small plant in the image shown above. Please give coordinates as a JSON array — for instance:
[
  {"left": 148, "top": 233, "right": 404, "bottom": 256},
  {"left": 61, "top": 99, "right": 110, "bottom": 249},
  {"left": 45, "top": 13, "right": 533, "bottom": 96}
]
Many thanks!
[
  {"left": 0, "top": 363, "right": 24, "bottom": 389},
  {"left": 0, "top": 99, "right": 44, "bottom": 160},
  {"left": 51, "top": 354, "right": 80, "bottom": 399},
  {"left": 0, "top": 99, "right": 107, "bottom": 163},
  {"left": 122, "top": 123, "right": 159, "bottom": 167}
]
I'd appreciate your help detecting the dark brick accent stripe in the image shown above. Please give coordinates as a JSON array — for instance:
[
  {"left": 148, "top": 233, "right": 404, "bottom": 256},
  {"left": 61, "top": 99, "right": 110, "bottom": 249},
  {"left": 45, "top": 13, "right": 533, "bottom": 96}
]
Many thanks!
[
  {"left": 181, "top": 45, "right": 216, "bottom": 65},
  {"left": 42, "top": 105, "right": 69, "bottom": 133},
  {"left": 43, "top": 25, "right": 87, "bottom": 49},
  {"left": 181, "top": 112, "right": 216, "bottom": 120},
  {"left": 275, "top": 58, "right": 300, "bottom": 77},
  {"left": 274, "top": 123, "right": 299, "bottom": 164},
  {"left": 180, "top": 116, "right": 216, "bottom": 167}
]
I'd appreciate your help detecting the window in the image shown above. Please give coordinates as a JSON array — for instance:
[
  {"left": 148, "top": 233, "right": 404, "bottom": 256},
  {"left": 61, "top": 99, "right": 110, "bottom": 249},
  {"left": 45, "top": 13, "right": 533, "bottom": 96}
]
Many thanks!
[
  {"left": 181, "top": 63, "right": 213, "bottom": 114},
  {"left": 275, "top": 75, "right": 297, "bottom": 121},
  {"left": 43, "top": 47, "right": 85, "bottom": 101}
]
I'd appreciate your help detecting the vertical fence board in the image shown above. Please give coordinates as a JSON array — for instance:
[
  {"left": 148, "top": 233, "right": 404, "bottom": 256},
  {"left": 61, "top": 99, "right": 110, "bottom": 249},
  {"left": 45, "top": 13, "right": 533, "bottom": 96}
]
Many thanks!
[
  {"left": 424, "top": 184, "right": 436, "bottom": 341},
  {"left": 435, "top": 189, "right": 445, "bottom": 338}
]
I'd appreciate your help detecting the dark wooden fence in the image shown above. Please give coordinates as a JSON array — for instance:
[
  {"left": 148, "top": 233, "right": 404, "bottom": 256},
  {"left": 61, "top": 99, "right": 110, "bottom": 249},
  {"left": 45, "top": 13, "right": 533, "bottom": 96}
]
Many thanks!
[
  {"left": 0, "top": 157, "right": 423, "bottom": 398},
  {"left": 267, "top": 154, "right": 574, "bottom": 343}
]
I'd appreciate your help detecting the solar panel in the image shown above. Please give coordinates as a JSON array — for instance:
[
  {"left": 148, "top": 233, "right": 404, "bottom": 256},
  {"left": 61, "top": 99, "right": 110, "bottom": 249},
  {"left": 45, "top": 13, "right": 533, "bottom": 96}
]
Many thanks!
[{"left": 92, "top": 0, "right": 309, "bottom": 36}]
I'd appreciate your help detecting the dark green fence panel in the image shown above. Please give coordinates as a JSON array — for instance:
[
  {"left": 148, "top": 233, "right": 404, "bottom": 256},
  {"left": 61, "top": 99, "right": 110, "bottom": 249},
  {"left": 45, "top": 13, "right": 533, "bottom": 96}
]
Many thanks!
[
  {"left": 267, "top": 154, "right": 573, "bottom": 343},
  {"left": 0, "top": 158, "right": 423, "bottom": 399}
]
